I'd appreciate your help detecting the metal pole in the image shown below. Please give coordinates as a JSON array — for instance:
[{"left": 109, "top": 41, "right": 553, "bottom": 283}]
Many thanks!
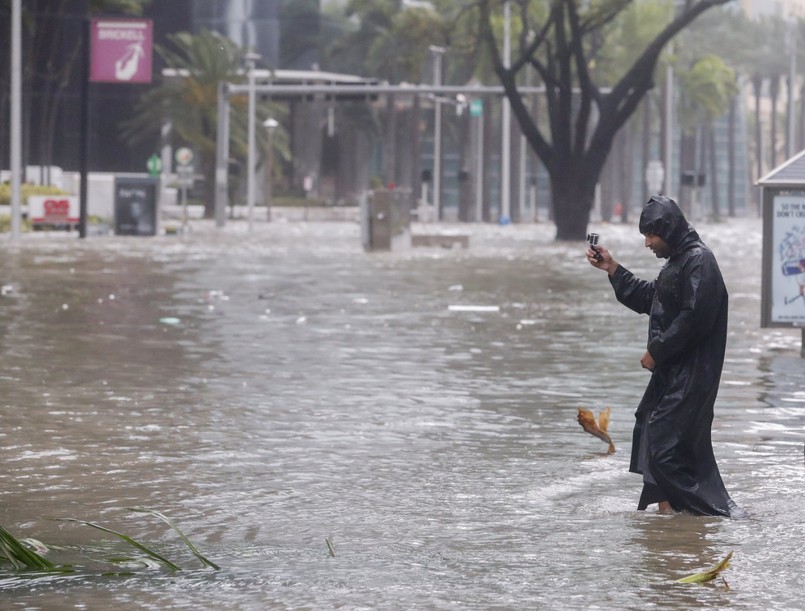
[
  {"left": 518, "top": 71, "right": 532, "bottom": 222},
  {"left": 246, "top": 55, "right": 257, "bottom": 231},
  {"left": 79, "top": 18, "right": 90, "bottom": 239},
  {"left": 787, "top": 19, "right": 797, "bottom": 159},
  {"left": 10, "top": 0, "right": 22, "bottom": 239},
  {"left": 263, "top": 118, "right": 278, "bottom": 222},
  {"left": 501, "top": 0, "right": 511, "bottom": 223},
  {"left": 430, "top": 46, "right": 445, "bottom": 222},
  {"left": 226, "top": 83, "right": 550, "bottom": 97},
  {"left": 664, "top": 51, "right": 674, "bottom": 196},
  {"left": 215, "top": 82, "right": 230, "bottom": 228},
  {"left": 476, "top": 112, "right": 483, "bottom": 222}
]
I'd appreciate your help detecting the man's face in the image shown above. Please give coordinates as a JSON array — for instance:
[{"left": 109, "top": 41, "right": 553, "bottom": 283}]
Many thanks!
[{"left": 644, "top": 233, "right": 672, "bottom": 258}]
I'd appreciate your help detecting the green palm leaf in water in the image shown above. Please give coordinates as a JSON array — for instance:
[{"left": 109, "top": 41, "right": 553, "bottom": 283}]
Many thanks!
[
  {"left": 126, "top": 508, "right": 220, "bottom": 570},
  {"left": 0, "top": 525, "right": 56, "bottom": 571},
  {"left": 55, "top": 518, "right": 181, "bottom": 572}
]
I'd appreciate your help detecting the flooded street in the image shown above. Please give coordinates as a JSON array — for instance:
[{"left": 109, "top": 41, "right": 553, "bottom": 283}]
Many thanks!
[{"left": 0, "top": 217, "right": 803, "bottom": 609}]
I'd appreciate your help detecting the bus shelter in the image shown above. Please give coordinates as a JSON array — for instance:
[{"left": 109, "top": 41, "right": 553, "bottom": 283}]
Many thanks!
[{"left": 758, "top": 150, "right": 805, "bottom": 357}]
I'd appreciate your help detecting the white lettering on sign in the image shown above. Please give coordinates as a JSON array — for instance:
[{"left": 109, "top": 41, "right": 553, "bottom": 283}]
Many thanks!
[
  {"left": 98, "top": 29, "right": 145, "bottom": 41},
  {"left": 119, "top": 188, "right": 147, "bottom": 198}
]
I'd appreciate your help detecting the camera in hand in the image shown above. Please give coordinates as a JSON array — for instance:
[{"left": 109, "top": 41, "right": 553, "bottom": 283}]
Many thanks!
[{"left": 587, "top": 232, "right": 603, "bottom": 261}]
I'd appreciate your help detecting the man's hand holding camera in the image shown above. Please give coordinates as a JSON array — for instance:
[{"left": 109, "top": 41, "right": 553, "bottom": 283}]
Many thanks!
[{"left": 586, "top": 233, "right": 619, "bottom": 276}]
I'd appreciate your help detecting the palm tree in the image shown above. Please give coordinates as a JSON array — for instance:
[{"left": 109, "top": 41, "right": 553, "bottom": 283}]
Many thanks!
[
  {"left": 328, "top": 1, "right": 446, "bottom": 197},
  {"left": 121, "top": 30, "right": 286, "bottom": 217},
  {"left": 675, "top": 54, "right": 737, "bottom": 218}
]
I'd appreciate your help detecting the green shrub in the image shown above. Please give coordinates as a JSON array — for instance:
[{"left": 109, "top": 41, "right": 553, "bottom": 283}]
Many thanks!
[
  {"left": 0, "top": 183, "right": 68, "bottom": 205},
  {"left": 0, "top": 215, "right": 31, "bottom": 233}
]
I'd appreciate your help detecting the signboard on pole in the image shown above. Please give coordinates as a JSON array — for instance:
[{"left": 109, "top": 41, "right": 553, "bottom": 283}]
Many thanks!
[
  {"left": 90, "top": 19, "right": 153, "bottom": 84},
  {"left": 763, "top": 192, "right": 805, "bottom": 326},
  {"left": 28, "top": 195, "right": 79, "bottom": 228},
  {"left": 114, "top": 177, "right": 158, "bottom": 236}
]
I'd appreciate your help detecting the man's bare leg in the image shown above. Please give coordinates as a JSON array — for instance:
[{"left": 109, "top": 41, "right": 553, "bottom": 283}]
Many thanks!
[{"left": 658, "top": 501, "right": 673, "bottom": 514}]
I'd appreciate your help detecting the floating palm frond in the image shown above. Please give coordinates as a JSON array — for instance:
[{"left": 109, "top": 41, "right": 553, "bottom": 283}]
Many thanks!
[
  {"left": 1, "top": 509, "right": 219, "bottom": 575},
  {"left": 0, "top": 525, "right": 56, "bottom": 571},
  {"left": 677, "top": 551, "right": 733, "bottom": 584},
  {"left": 126, "top": 508, "right": 220, "bottom": 570},
  {"left": 55, "top": 518, "right": 182, "bottom": 572},
  {"left": 577, "top": 406, "right": 616, "bottom": 454}
]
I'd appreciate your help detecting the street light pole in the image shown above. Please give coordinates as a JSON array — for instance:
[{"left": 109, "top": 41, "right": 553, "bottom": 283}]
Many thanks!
[
  {"left": 10, "top": 0, "right": 22, "bottom": 239},
  {"left": 215, "top": 82, "right": 230, "bottom": 228},
  {"left": 263, "top": 118, "right": 278, "bottom": 222},
  {"left": 501, "top": 0, "right": 511, "bottom": 223},
  {"left": 246, "top": 52, "right": 260, "bottom": 231},
  {"left": 787, "top": 17, "right": 797, "bottom": 159},
  {"left": 429, "top": 45, "right": 445, "bottom": 222}
]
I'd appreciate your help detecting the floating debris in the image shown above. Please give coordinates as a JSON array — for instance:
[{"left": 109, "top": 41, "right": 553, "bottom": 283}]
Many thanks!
[
  {"left": 447, "top": 305, "right": 500, "bottom": 313},
  {"left": 0, "top": 525, "right": 55, "bottom": 570},
  {"left": 677, "top": 551, "right": 733, "bottom": 584},
  {"left": 577, "top": 406, "right": 615, "bottom": 454}
]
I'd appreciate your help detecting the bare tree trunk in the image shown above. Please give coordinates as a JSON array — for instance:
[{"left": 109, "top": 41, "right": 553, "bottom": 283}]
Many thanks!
[{"left": 550, "top": 164, "right": 598, "bottom": 240}]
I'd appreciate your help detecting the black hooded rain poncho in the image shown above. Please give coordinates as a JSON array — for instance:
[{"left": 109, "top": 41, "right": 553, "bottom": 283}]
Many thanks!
[{"left": 608, "top": 196, "right": 743, "bottom": 517}]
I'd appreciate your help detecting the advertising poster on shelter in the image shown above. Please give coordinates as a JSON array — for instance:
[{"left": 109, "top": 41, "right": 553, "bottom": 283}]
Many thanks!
[{"left": 771, "top": 195, "right": 805, "bottom": 323}]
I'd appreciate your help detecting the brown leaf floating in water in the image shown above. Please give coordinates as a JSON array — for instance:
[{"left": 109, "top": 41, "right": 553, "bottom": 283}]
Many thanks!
[{"left": 577, "top": 406, "right": 616, "bottom": 454}]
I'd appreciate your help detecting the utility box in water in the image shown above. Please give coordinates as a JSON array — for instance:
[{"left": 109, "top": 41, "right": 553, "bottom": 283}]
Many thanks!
[
  {"left": 361, "top": 188, "right": 411, "bottom": 252},
  {"left": 114, "top": 176, "right": 159, "bottom": 236}
]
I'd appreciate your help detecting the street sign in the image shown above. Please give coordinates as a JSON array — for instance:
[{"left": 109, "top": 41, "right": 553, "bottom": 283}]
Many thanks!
[
  {"left": 470, "top": 99, "right": 483, "bottom": 117},
  {"left": 177, "top": 165, "right": 195, "bottom": 188},
  {"left": 147, "top": 153, "right": 162, "bottom": 177},
  {"left": 28, "top": 195, "right": 79, "bottom": 228},
  {"left": 175, "top": 147, "right": 194, "bottom": 166},
  {"left": 90, "top": 19, "right": 153, "bottom": 84}
]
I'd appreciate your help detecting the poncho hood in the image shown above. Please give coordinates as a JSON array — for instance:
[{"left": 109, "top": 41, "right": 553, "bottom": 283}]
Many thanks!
[{"left": 638, "top": 195, "right": 699, "bottom": 253}]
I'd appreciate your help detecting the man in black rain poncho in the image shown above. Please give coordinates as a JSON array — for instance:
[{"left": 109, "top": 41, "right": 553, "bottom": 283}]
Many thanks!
[{"left": 587, "top": 195, "right": 745, "bottom": 517}]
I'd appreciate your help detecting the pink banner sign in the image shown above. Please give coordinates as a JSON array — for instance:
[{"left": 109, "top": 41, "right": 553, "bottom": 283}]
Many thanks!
[{"left": 90, "top": 19, "right": 153, "bottom": 84}]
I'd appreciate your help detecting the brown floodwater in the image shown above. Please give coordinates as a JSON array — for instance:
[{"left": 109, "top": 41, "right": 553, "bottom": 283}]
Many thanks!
[{"left": 0, "top": 217, "right": 802, "bottom": 609}]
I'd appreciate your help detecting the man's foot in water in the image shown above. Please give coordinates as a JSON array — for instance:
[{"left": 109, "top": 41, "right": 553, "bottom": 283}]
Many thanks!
[{"left": 658, "top": 501, "right": 675, "bottom": 514}]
